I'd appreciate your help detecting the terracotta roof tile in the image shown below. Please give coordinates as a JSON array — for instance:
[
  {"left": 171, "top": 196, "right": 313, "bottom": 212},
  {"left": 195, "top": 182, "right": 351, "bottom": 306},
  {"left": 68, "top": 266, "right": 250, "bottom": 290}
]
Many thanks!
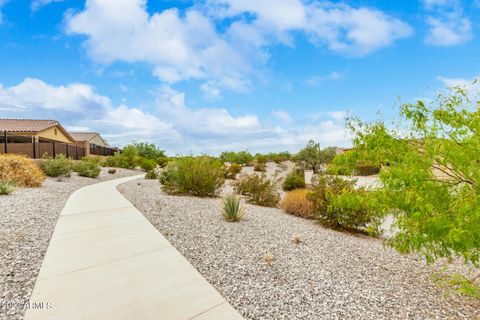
[{"left": 0, "top": 119, "right": 59, "bottom": 132}]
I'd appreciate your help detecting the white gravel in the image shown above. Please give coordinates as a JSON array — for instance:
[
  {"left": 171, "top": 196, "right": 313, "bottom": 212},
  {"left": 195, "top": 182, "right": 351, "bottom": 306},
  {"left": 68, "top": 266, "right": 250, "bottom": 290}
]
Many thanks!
[
  {"left": 118, "top": 178, "right": 480, "bottom": 320},
  {"left": 0, "top": 167, "right": 141, "bottom": 320}
]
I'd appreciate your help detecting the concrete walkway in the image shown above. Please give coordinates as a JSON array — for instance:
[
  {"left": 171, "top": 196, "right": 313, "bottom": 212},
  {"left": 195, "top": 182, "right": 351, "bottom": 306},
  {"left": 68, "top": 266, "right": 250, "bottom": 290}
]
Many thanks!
[{"left": 25, "top": 175, "right": 243, "bottom": 320}]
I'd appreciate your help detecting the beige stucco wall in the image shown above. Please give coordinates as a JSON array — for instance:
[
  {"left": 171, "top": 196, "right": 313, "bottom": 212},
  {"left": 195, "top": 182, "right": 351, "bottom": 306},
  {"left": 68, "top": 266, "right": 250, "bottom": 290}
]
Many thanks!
[
  {"left": 89, "top": 134, "right": 108, "bottom": 147},
  {"left": 37, "top": 126, "right": 75, "bottom": 143}
]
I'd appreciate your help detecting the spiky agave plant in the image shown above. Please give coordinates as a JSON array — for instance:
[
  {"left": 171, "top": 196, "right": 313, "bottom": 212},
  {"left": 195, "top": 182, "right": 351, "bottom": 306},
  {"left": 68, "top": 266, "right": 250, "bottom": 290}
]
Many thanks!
[
  {"left": 221, "top": 193, "right": 245, "bottom": 222},
  {"left": 0, "top": 180, "right": 16, "bottom": 195}
]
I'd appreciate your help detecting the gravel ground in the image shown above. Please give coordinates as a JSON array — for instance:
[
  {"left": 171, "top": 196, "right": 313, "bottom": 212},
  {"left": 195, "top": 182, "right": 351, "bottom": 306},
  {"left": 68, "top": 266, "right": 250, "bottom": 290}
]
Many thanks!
[
  {"left": 0, "top": 168, "right": 141, "bottom": 320},
  {"left": 118, "top": 178, "right": 480, "bottom": 320}
]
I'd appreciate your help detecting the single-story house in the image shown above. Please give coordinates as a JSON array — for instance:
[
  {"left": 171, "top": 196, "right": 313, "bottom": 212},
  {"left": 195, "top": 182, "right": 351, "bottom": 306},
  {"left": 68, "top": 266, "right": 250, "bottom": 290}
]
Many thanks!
[
  {"left": 0, "top": 119, "right": 85, "bottom": 158},
  {"left": 0, "top": 118, "right": 76, "bottom": 144},
  {"left": 69, "top": 132, "right": 115, "bottom": 156}
]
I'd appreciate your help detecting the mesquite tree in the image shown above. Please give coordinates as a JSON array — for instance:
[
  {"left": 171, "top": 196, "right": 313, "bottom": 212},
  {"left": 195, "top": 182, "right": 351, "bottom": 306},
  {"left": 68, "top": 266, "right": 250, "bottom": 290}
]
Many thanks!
[{"left": 348, "top": 85, "right": 480, "bottom": 266}]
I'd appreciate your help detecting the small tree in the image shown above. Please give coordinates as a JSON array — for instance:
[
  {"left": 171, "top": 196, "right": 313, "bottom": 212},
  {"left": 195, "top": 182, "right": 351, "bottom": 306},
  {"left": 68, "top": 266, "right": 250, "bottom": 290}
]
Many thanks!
[
  {"left": 348, "top": 84, "right": 480, "bottom": 266},
  {"left": 129, "top": 142, "right": 165, "bottom": 160},
  {"left": 296, "top": 140, "right": 322, "bottom": 173}
]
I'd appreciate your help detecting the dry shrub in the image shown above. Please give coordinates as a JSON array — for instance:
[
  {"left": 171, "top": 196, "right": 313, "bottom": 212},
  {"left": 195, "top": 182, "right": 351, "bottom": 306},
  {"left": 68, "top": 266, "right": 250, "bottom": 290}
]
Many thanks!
[
  {"left": 0, "top": 154, "right": 45, "bottom": 187},
  {"left": 280, "top": 189, "right": 314, "bottom": 219}
]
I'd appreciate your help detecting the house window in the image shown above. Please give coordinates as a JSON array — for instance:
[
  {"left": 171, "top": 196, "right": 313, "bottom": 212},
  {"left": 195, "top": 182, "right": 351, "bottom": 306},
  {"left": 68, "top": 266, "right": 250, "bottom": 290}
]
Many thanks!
[{"left": 54, "top": 128, "right": 58, "bottom": 135}]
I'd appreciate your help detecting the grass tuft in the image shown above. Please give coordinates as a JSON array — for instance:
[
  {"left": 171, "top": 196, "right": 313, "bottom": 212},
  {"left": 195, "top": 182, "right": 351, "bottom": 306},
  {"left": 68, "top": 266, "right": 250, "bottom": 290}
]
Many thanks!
[{"left": 221, "top": 194, "right": 245, "bottom": 222}]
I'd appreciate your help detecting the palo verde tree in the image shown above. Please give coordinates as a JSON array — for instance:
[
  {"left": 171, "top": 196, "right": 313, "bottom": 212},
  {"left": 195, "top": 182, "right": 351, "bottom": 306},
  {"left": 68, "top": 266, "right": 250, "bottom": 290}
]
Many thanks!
[{"left": 348, "top": 84, "right": 480, "bottom": 267}]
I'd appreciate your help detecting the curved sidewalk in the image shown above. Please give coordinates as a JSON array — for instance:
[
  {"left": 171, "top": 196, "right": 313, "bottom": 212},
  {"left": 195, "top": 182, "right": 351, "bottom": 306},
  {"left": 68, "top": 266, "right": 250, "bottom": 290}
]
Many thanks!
[{"left": 25, "top": 175, "right": 243, "bottom": 320}]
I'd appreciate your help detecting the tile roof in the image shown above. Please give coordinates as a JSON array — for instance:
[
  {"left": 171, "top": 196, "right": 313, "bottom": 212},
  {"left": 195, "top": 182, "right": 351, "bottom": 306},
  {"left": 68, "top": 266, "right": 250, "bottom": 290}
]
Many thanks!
[
  {"left": 0, "top": 119, "right": 59, "bottom": 132},
  {"left": 69, "top": 132, "right": 98, "bottom": 142}
]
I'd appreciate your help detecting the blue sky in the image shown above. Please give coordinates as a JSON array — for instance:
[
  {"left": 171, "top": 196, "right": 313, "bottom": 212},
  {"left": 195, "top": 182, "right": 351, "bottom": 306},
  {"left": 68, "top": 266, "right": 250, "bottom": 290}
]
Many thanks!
[{"left": 0, "top": 0, "right": 479, "bottom": 154}]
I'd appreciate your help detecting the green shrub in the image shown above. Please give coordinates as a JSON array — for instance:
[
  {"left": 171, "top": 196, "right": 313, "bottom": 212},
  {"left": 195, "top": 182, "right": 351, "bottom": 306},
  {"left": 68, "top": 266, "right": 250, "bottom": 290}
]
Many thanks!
[
  {"left": 221, "top": 194, "right": 245, "bottom": 222},
  {"left": 307, "top": 174, "right": 377, "bottom": 233},
  {"left": 128, "top": 142, "right": 165, "bottom": 161},
  {"left": 145, "top": 170, "right": 158, "bottom": 179},
  {"left": 255, "top": 154, "right": 268, "bottom": 164},
  {"left": 254, "top": 162, "right": 266, "bottom": 172},
  {"left": 75, "top": 157, "right": 101, "bottom": 178},
  {"left": 140, "top": 158, "right": 156, "bottom": 171},
  {"left": 160, "top": 156, "right": 225, "bottom": 197},
  {"left": 0, "top": 180, "right": 16, "bottom": 195},
  {"left": 103, "top": 145, "right": 140, "bottom": 169},
  {"left": 156, "top": 156, "right": 169, "bottom": 168},
  {"left": 225, "top": 163, "right": 242, "bottom": 179},
  {"left": 282, "top": 171, "right": 306, "bottom": 191},
  {"left": 235, "top": 174, "right": 280, "bottom": 207},
  {"left": 39, "top": 154, "right": 73, "bottom": 177},
  {"left": 0, "top": 154, "right": 45, "bottom": 187},
  {"left": 219, "top": 151, "right": 254, "bottom": 165}
]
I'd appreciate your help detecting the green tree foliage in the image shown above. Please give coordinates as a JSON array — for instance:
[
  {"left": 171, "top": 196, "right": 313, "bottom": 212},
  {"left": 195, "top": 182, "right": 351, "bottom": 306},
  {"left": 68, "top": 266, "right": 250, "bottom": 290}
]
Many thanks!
[
  {"left": 348, "top": 84, "right": 480, "bottom": 265},
  {"left": 320, "top": 146, "right": 338, "bottom": 164},
  {"left": 129, "top": 142, "right": 166, "bottom": 160},
  {"left": 296, "top": 140, "right": 322, "bottom": 173}
]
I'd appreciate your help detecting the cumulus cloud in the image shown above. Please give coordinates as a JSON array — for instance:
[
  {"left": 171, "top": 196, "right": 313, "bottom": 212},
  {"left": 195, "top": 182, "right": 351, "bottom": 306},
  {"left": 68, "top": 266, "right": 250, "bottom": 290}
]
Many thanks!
[
  {"left": 423, "top": 0, "right": 472, "bottom": 46},
  {"left": 65, "top": 0, "right": 412, "bottom": 96},
  {"left": 305, "top": 3, "right": 412, "bottom": 56},
  {"left": 0, "top": 78, "right": 350, "bottom": 154}
]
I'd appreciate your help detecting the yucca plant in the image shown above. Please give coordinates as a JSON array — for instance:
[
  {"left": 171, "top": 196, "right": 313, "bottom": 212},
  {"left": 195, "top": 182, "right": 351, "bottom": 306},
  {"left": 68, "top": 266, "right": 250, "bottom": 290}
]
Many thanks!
[
  {"left": 221, "top": 194, "right": 245, "bottom": 222},
  {"left": 0, "top": 180, "right": 16, "bottom": 195}
]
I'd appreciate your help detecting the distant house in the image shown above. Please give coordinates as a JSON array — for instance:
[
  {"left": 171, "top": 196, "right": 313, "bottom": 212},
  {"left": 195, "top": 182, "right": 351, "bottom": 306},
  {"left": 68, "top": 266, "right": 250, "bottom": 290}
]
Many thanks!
[
  {"left": 0, "top": 118, "right": 76, "bottom": 144},
  {"left": 0, "top": 119, "right": 83, "bottom": 158},
  {"left": 69, "top": 132, "right": 115, "bottom": 156}
]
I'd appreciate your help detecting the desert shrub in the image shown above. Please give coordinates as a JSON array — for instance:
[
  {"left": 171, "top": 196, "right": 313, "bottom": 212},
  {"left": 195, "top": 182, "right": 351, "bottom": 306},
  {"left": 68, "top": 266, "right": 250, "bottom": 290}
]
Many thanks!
[
  {"left": 103, "top": 145, "right": 140, "bottom": 169},
  {"left": 39, "top": 154, "right": 73, "bottom": 177},
  {"left": 280, "top": 189, "right": 314, "bottom": 219},
  {"left": 268, "top": 151, "right": 291, "bottom": 163},
  {"left": 75, "top": 157, "right": 101, "bottom": 178},
  {"left": 0, "top": 180, "right": 16, "bottom": 195},
  {"left": 145, "top": 170, "right": 158, "bottom": 179},
  {"left": 254, "top": 162, "right": 266, "bottom": 172},
  {"left": 160, "top": 156, "right": 225, "bottom": 197},
  {"left": 219, "top": 151, "right": 254, "bottom": 165},
  {"left": 128, "top": 142, "right": 165, "bottom": 161},
  {"left": 156, "top": 156, "right": 169, "bottom": 168},
  {"left": 7, "top": 157, "right": 41, "bottom": 187},
  {"left": 307, "top": 174, "right": 376, "bottom": 232},
  {"left": 140, "top": 158, "right": 156, "bottom": 171},
  {"left": 0, "top": 154, "right": 45, "bottom": 187},
  {"left": 235, "top": 174, "right": 280, "bottom": 207},
  {"left": 221, "top": 194, "right": 245, "bottom": 222},
  {"left": 225, "top": 163, "right": 242, "bottom": 179},
  {"left": 255, "top": 154, "right": 268, "bottom": 164},
  {"left": 107, "top": 168, "right": 117, "bottom": 174},
  {"left": 282, "top": 171, "right": 306, "bottom": 191}
]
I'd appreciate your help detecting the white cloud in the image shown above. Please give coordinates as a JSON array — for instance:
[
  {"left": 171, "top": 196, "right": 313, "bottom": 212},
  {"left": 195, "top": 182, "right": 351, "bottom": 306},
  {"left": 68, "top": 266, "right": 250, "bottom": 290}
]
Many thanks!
[
  {"left": 31, "top": 0, "right": 63, "bottom": 12},
  {"left": 307, "top": 71, "right": 343, "bottom": 86},
  {"left": 272, "top": 110, "right": 293, "bottom": 124},
  {"left": 306, "top": 3, "right": 412, "bottom": 56},
  {"left": 437, "top": 76, "right": 480, "bottom": 95},
  {"left": 65, "top": 0, "right": 412, "bottom": 96},
  {"left": 0, "top": 78, "right": 350, "bottom": 153},
  {"left": 423, "top": 0, "right": 472, "bottom": 46},
  {"left": 200, "top": 81, "right": 221, "bottom": 100},
  {"left": 425, "top": 14, "right": 472, "bottom": 46},
  {"left": 66, "top": 1, "right": 252, "bottom": 92},
  {"left": 0, "top": 78, "right": 109, "bottom": 113}
]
